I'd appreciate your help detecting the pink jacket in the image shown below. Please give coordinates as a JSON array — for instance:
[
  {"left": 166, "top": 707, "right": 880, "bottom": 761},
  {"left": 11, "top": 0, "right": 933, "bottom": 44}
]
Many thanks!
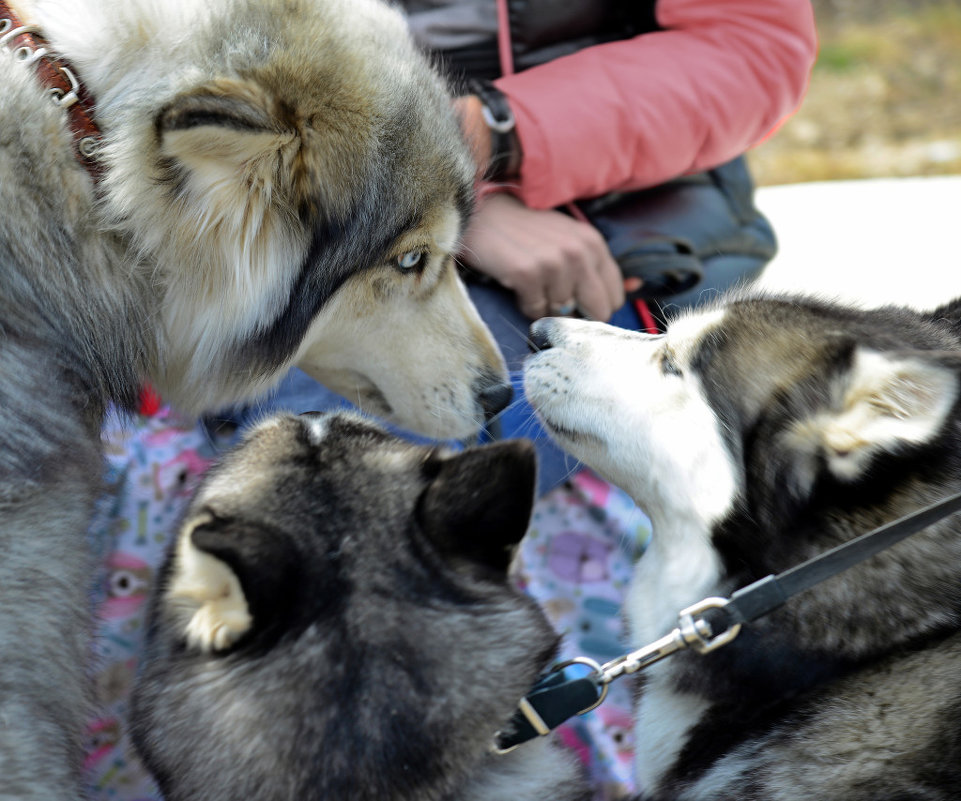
[{"left": 493, "top": 0, "right": 818, "bottom": 209}]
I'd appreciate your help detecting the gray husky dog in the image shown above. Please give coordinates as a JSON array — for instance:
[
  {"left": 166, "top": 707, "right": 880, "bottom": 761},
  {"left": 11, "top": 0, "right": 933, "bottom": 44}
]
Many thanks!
[
  {"left": 130, "top": 411, "right": 588, "bottom": 801},
  {"left": 1, "top": 0, "right": 509, "bottom": 796},
  {"left": 524, "top": 293, "right": 961, "bottom": 799}
]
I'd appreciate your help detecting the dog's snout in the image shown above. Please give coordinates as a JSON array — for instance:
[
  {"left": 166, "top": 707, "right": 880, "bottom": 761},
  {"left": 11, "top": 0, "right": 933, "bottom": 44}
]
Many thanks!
[
  {"left": 527, "top": 320, "right": 555, "bottom": 353},
  {"left": 477, "top": 379, "right": 513, "bottom": 421}
]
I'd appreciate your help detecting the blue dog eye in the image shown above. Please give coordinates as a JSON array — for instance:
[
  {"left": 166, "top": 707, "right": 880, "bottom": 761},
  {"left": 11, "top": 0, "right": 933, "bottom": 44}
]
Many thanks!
[{"left": 396, "top": 251, "right": 423, "bottom": 270}]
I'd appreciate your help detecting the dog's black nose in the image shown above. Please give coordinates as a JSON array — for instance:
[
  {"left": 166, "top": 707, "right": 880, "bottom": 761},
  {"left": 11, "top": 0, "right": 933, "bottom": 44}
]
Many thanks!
[
  {"left": 477, "top": 380, "right": 513, "bottom": 421},
  {"left": 527, "top": 319, "right": 555, "bottom": 353}
]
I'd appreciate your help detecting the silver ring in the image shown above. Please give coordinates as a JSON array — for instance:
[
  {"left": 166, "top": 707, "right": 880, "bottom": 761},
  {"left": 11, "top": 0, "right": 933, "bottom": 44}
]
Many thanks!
[{"left": 552, "top": 301, "right": 576, "bottom": 316}]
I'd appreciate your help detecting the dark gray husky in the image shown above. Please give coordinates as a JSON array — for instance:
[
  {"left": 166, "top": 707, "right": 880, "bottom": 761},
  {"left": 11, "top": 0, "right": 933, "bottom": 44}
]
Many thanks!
[
  {"left": 130, "top": 411, "right": 587, "bottom": 801},
  {"left": 524, "top": 291, "right": 961, "bottom": 800}
]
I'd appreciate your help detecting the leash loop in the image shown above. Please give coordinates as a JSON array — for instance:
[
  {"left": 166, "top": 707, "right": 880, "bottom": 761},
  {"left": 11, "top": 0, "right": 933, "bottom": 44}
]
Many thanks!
[
  {"left": 492, "top": 598, "right": 742, "bottom": 753},
  {"left": 552, "top": 656, "right": 609, "bottom": 711},
  {"left": 492, "top": 657, "right": 606, "bottom": 754}
]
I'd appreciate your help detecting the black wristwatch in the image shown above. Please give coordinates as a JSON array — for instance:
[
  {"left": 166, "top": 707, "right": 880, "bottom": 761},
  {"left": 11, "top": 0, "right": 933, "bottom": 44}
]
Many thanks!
[{"left": 468, "top": 78, "right": 521, "bottom": 181}]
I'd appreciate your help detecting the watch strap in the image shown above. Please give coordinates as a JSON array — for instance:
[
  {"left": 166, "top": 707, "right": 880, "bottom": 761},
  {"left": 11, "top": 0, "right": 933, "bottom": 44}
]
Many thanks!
[{"left": 468, "top": 79, "right": 520, "bottom": 181}]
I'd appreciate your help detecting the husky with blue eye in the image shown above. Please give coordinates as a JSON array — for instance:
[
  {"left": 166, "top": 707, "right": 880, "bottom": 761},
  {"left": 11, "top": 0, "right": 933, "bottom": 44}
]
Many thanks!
[
  {"left": 524, "top": 292, "right": 961, "bottom": 800},
  {"left": 1, "top": 0, "right": 509, "bottom": 795},
  {"left": 130, "top": 412, "right": 588, "bottom": 801}
]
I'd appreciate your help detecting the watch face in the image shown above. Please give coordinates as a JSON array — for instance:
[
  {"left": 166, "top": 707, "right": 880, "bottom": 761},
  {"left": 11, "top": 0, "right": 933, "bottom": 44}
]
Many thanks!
[{"left": 472, "top": 79, "right": 516, "bottom": 132}]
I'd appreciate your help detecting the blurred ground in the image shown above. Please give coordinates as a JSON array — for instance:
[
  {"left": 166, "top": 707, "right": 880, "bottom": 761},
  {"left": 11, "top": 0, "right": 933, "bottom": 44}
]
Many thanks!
[
  {"left": 747, "top": 0, "right": 961, "bottom": 185},
  {"left": 754, "top": 174, "right": 961, "bottom": 305}
]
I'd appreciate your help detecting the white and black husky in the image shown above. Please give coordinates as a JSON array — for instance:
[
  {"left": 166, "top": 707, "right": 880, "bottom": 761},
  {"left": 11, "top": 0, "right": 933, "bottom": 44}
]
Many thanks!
[
  {"left": 1, "top": 0, "right": 507, "bottom": 795},
  {"left": 524, "top": 292, "right": 961, "bottom": 799},
  {"left": 130, "top": 411, "right": 588, "bottom": 801}
]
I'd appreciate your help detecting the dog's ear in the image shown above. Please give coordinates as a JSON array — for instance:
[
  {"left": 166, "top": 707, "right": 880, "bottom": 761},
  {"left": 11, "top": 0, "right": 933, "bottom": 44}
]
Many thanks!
[
  {"left": 417, "top": 440, "right": 537, "bottom": 572},
  {"left": 157, "top": 79, "right": 300, "bottom": 204},
  {"left": 165, "top": 513, "right": 298, "bottom": 652},
  {"left": 797, "top": 348, "right": 960, "bottom": 484},
  {"left": 157, "top": 77, "right": 364, "bottom": 221}
]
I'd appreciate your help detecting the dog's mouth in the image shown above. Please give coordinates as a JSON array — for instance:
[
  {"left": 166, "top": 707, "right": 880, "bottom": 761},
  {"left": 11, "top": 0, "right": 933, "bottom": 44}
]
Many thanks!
[
  {"left": 535, "top": 412, "right": 602, "bottom": 449},
  {"left": 355, "top": 385, "right": 392, "bottom": 417},
  {"left": 298, "top": 365, "right": 393, "bottom": 417}
]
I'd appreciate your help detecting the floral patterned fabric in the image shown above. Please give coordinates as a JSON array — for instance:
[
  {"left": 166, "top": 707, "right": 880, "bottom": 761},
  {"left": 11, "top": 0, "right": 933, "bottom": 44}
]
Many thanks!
[
  {"left": 85, "top": 407, "right": 217, "bottom": 800},
  {"left": 84, "top": 407, "right": 649, "bottom": 800},
  {"left": 515, "top": 470, "right": 649, "bottom": 799}
]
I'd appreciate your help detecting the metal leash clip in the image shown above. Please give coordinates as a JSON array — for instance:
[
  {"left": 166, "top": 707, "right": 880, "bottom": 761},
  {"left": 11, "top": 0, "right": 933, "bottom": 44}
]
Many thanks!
[
  {"left": 493, "top": 597, "right": 741, "bottom": 753},
  {"left": 598, "top": 596, "right": 741, "bottom": 685}
]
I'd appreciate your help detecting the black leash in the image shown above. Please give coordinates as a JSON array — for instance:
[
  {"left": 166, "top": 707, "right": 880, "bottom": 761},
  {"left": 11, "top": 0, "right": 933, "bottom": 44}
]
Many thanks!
[{"left": 494, "top": 488, "right": 961, "bottom": 753}]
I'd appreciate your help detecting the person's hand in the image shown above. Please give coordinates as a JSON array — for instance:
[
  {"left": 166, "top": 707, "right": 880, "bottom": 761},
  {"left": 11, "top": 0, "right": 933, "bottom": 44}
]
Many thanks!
[{"left": 459, "top": 192, "right": 626, "bottom": 321}]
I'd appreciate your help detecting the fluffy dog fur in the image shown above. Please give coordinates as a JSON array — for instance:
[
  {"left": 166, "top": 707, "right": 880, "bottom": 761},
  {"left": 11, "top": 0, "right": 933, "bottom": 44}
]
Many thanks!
[
  {"left": 130, "top": 411, "right": 588, "bottom": 801},
  {"left": 0, "top": 0, "right": 509, "bottom": 796},
  {"left": 524, "top": 293, "right": 961, "bottom": 799}
]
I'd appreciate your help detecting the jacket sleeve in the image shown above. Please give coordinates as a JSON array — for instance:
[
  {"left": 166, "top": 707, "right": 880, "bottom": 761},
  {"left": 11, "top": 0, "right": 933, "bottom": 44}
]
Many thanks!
[{"left": 493, "top": 0, "right": 818, "bottom": 209}]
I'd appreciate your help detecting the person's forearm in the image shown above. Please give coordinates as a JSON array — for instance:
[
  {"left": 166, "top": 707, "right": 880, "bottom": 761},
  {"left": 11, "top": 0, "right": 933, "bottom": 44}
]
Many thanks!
[{"left": 494, "top": 0, "right": 818, "bottom": 209}]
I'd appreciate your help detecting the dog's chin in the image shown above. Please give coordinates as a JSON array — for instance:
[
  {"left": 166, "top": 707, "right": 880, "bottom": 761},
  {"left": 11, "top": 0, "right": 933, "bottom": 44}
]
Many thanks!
[
  {"left": 535, "top": 411, "right": 604, "bottom": 454},
  {"left": 352, "top": 388, "right": 394, "bottom": 420},
  {"left": 300, "top": 365, "right": 487, "bottom": 440},
  {"left": 300, "top": 367, "right": 391, "bottom": 416},
  {"left": 363, "top": 386, "right": 485, "bottom": 440},
  {"left": 534, "top": 407, "right": 644, "bottom": 498}
]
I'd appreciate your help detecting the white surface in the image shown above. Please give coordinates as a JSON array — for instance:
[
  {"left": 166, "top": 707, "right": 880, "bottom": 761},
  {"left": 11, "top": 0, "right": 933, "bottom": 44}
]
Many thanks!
[{"left": 754, "top": 175, "right": 961, "bottom": 310}]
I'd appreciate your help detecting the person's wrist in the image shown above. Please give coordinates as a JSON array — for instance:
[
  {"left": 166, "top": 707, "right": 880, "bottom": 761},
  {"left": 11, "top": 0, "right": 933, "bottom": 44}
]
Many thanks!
[
  {"left": 456, "top": 94, "right": 493, "bottom": 180},
  {"left": 467, "top": 79, "right": 521, "bottom": 181}
]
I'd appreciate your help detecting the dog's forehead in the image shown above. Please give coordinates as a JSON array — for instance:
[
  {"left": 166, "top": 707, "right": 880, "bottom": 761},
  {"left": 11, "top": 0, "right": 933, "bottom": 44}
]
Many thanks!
[
  {"left": 672, "top": 298, "right": 824, "bottom": 362},
  {"left": 302, "top": 413, "right": 426, "bottom": 468},
  {"left": 196, "top": 412, "right": 424, "bottom": 512},
  {"left": 247, "top": 412, "right": 427, "bottom": 475},
  {"left": 254, "top": 412, "right": 398, "bottom": 453},
  {"left": 678, "top": 297, "right": 849, "bottom": 421},
  {"left": 665, "top": 307, "right": 727, "bottom": 361},
  {"left": 717, "top": 298, "right": 833, "bottom": 366}
]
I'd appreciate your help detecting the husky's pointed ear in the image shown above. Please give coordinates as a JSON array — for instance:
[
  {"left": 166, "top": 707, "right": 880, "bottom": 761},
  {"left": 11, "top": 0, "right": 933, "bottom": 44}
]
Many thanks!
[
  {"left": 417, "top": 440, "right": 537, "bottom": 572},
  {"left": 816, "top": 348, "right": 959, "bottom": 481},
  {"left": 166, "top": 513, "right": 298, "bottom": 652},
  {"left": 157, "top": 79, "right": 299, "bottom": 201}
]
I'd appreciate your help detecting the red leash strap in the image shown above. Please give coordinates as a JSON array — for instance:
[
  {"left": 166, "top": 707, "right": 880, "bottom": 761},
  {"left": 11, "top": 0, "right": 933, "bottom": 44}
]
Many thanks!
[
  {"left": 568, "top": 202, "right": 661, "bottom": 333},
  {"left": 632, "top": 298, "right": 661, "bottom": 334},
  {"left": 0, "top": 0, "right": 103, "bottom": 180},
  {"left": 495, "top": 0, "right": 514, "bottom": 77}
]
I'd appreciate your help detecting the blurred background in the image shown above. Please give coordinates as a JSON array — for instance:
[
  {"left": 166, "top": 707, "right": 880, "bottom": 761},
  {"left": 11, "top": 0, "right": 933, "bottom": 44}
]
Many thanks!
[
  {"left": 748, "top": 0, "right": 961, "bottom": 185},
  {"left": 744, "top": 0, "right": 959, "bottom": 309}
]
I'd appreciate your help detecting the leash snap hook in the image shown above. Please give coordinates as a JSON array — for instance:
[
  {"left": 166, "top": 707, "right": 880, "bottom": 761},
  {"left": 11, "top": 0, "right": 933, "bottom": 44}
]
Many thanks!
[
  {"left": 596, "top": 596, "right": 741, "bottom": 684},
  {"left": 676, "top": 596, "right": 741, "bottom": 654}
]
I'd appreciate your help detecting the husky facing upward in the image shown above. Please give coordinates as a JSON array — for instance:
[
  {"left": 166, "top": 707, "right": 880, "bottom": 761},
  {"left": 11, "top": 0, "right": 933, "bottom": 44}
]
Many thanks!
[
  {"left": 130, "top": 411, "right": 588, "bottom": 801},
  {"left": 525, "top": 293, "right": 961, "bottom": 799},
  {"left": 1, "top": 0, "right": 509, "bottom": 795}
]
